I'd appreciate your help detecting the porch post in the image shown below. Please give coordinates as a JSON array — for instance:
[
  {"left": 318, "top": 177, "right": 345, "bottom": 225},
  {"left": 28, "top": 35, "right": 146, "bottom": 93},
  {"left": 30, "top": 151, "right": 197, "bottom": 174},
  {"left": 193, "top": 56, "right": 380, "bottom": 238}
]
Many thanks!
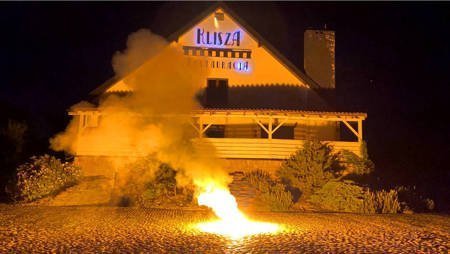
[
  {"left": 357, "top": 119, "right": 363, "bottom": 143},
  {"left": 75, "top": 111, "right": 84, "bottom": 156},
  {"left": 198, "top": 117, "right": 203, "bottom": 138},
  {"left": 268, "top": 116, "right": 273, "bottom": 140}
]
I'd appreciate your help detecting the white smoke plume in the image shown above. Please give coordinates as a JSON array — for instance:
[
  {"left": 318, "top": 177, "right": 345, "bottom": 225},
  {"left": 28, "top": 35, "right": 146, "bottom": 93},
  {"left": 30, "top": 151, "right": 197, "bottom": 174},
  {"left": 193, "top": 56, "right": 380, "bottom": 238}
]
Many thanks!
[{"left": 50, "top": 29, "right": 231, "bottom": 197}]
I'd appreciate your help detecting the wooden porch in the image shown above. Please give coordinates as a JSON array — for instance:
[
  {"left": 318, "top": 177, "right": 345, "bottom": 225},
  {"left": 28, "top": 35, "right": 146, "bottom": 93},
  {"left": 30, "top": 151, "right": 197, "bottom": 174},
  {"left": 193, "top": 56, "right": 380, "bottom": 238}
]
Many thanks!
[
  {"left": 191, "top": 108, "right": 367, "bottom": 158},
  {"left": 70, "top": 108, "right": 367, "bottom": 159}
]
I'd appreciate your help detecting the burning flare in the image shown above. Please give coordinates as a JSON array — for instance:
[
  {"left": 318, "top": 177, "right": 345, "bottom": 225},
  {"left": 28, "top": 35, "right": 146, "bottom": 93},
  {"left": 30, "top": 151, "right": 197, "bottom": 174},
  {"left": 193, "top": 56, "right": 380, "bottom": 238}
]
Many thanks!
[{"left": 196, "top": 184, "right": 280, "bottom": 239}]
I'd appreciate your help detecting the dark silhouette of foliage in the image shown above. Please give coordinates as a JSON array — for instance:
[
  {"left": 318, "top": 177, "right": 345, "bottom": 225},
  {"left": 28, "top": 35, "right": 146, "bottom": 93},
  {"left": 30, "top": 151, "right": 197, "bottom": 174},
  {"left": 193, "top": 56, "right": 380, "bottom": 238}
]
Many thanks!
[
  {"left": 0, "top": 119, "right": 29, "bottom": 200},
  {"left": 396, "top": 186, "right": 435, "bottom": 213},
  {"left": 277, "top": 140, "right": 343, "bottom": 200},
  {"left": 340, "top": 142, "right": 374, "bottom": 176}
]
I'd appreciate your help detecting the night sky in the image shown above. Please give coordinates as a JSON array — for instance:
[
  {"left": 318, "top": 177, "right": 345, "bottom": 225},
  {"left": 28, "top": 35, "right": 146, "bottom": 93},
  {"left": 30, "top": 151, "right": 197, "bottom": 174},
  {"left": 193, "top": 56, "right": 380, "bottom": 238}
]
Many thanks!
[{"left": 1, "top": 2, "right": 449, "bottom": 196}]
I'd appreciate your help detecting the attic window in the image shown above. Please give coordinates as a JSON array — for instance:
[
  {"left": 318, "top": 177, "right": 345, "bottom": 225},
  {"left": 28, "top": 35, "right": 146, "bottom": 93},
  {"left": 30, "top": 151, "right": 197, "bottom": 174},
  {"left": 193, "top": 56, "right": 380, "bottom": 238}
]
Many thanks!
[{"left": 215, "top": 12, "right": 224, "bottom": 21}]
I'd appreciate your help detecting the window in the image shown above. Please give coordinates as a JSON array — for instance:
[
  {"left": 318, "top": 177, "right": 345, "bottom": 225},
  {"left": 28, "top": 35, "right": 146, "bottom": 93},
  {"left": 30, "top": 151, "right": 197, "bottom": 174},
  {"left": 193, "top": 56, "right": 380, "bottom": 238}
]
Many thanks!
[
  {"left": 260, "top": 126, "right": 294, "bottom": 139},
  {"left": 205, "top": 125, "right": 225, "bottom": 138},
  {"left": 205, "top": 78, "right": 228, "bottom": 107}
]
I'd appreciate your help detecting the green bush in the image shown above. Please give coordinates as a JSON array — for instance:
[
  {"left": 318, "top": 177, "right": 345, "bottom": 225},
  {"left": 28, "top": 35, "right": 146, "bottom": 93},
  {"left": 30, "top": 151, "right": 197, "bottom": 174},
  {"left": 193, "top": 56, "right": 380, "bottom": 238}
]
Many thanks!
[
  {"left": 118, "top": 156, "right": 160, "bottom": 205},
  {"left": 246, "top": 170, "right": 293, "bottom": 211},
  {"left": 308, "top": 180, "right": 366, "bottom": 212},
  {"left": 363, "top": 189, "right": 401, "bottom": 214},
  {"left": 140, "top": 163, "right": 178, "bottom": 202},
  {"left": 246, "top": 170, "right": 272, "bottom": 191},
  {"left": 139, "top": 163, "right": 194, "bottom": 207},
  {"left": 340, "top": 143, "right": 374, "bottom": 176},
  {"left": 14, "top": 155, "right": 81, "bottom": 202},
  {"left": 308, "top": 180, "right": 401, "bottom": 214},
  {"left": 120, "top": 156, "right": 193, "bottom": 207},
  {"left": 277, "top": 140, "right": 343, "bottom": 200}
]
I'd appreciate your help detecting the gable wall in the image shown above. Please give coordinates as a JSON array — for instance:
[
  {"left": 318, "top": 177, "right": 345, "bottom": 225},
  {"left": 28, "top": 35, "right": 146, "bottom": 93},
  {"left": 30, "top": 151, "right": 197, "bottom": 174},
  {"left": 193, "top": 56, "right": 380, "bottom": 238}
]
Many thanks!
[{"left": 175, "top": 8, "right": 307, "bottom": 87}]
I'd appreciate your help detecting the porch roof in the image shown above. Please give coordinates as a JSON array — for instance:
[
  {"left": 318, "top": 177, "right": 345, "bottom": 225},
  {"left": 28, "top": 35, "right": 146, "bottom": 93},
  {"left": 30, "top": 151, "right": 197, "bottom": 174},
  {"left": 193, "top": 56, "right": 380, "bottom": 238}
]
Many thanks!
[
  {"left": 69, "top": 107, "right": 366, "bottom": 120},
  {"left": 193, "top": 108, "right": 367, "bottom": 121}
]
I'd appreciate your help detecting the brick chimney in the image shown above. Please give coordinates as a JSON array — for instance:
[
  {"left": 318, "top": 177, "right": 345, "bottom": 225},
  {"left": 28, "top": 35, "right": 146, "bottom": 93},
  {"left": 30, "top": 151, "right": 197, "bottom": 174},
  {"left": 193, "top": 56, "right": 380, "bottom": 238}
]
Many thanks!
[{"left": 304, "top": 30, "right": 335, "bottom": 89}]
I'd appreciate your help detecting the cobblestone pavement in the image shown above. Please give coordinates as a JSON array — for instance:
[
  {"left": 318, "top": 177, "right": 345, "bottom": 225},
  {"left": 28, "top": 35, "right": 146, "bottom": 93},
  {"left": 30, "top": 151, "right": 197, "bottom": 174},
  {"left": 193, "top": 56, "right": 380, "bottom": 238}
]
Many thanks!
[{"left": 0, "top": 205, "right": 449, "bottom": 253}]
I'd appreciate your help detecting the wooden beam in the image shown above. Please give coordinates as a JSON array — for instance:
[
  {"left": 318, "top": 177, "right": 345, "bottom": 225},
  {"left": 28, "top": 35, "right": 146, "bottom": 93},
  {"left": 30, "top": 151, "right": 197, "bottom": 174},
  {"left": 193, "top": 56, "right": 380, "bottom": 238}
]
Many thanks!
[
  {"left": 342, "top": 120, "right": 361, "bottom": 140},
  {"left": 358, "top": 120, "right": 363, "bottom": 142},
  {"left": 268, "top": 116, "right": 273, "bottom": 140},
  {"left": 201, "top": 123, "right": 213, "bottom": 134},
  {"left": 189, "top": 118, "right": 200, "bottom": 134},
  {"left": 75, "top": 114, "right": 85, "bottom": 156},
  {"left": 272, "top": 117, "right": 289, "bottom": 134},
  {"left": 198, "top": 117, "right": 203, "bottom": 138},
  {"left": 253, "top": 118, "right": 269, "bottom": 134}
]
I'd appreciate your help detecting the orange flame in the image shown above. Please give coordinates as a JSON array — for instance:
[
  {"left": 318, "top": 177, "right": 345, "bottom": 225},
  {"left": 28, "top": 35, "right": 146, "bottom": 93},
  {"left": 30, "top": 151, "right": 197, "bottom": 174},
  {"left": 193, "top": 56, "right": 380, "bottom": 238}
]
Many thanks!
[{"left": 196, "top": 184, "right": 280, "bottom": 239}]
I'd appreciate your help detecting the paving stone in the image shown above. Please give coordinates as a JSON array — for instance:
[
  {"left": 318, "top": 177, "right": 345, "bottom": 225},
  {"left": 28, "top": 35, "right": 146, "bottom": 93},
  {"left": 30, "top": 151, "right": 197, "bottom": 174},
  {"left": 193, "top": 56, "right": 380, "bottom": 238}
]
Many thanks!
[{"left": 0, "top": 205, "right": 448, "bottom": 253}]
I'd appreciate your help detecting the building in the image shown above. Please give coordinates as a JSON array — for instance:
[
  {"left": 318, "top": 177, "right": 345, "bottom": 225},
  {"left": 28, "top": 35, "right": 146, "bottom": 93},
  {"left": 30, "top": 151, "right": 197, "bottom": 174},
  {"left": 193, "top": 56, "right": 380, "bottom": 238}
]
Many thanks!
[{"left": 69, "top": 4, "right": 367, "bottom": 176}]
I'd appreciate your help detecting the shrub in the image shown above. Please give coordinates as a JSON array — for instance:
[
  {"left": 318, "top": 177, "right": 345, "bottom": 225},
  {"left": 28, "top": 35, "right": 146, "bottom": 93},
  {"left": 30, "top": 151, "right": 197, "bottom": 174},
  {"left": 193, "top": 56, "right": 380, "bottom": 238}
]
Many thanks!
[
  {"left": 14, "top": 155, "right": 81, "bottom": 202},
  {"left": 140, "top": 163, "right": 178, "bottom": 203},
  {"left": 120, "top": 156, "right": 193, "bottom": 207},
  {"left": 246, "top": 170, "right": 272, "bottom": 191},
  {"left": 152, "top": 163, "right": 177, "bottom": 196},
  {"left": 396, "top": 186, "right": 435, "bottom": 212},
  {"left": 1, "top": 119, "right": 28, "bottom": 199},
  {"left": 308, "top": 180, "right": 366, "bottom": 213},
  {"left": 309, "top": 180, "right": 401, "bottom": 214},
  {"left": 363, "top": 189, "right": 401, "bottom": 214},
  {"left": 277, "top": 140, "right": 342, "bottom": 200},
  {"left": 340, "top": 143, "right": 374, "bottom": 176},
  {"left": 1, "top": 119, "right": 27, "bottom": 155},
  {"left": 139, "top": 163, "right": 194, "bottom": 207},
  {"left": 246, "top": 170, "right": 293, "bottom": 211},
  {"left": 424, "top": 198, "right": 435, "bottom": 211},
  {"left": 118, "top": 156, "right": 160, "bottom": 205}
]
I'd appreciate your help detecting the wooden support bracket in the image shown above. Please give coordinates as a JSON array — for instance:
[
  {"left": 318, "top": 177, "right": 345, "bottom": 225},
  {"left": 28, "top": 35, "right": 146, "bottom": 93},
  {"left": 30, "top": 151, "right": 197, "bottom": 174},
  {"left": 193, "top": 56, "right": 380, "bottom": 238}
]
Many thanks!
[
  {"left": 189, "top": 118, "right": 200, "bottom": 133},
  {"left": 342, "top": 120, "right": 361, "bottom": 141},
  {"left": 272, "top": 117, "right": 289, "bottom": 133},
  {"left": 253, "top": 118, "right": 270, "bottom": 134},
  {"left": 201, "top": 123, "right": 213, "bottom": 134}
]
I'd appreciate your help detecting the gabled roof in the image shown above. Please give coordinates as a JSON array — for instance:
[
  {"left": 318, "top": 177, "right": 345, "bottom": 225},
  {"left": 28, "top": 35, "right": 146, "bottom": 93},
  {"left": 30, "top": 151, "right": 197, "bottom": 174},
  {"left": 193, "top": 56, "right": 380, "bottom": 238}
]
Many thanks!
[
  {"left": 167, "top": 2, "right": 320, "bottom": 89},
  {"left": 90, "top": 2, "right": 320, "bottom": 96},
  {"left": 89, "top": 76, "right": 121, "bottom": 96}
]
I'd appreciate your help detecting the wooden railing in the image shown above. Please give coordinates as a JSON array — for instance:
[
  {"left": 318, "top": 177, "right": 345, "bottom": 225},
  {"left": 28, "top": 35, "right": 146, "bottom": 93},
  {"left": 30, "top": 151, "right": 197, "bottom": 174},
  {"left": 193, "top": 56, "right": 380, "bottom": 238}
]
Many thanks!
[
  {"left": 194, "top": 138, "right": 361, "bottom": 159},
  {"left": 76, "top": 137, "right": 361, "bottom": 159}
]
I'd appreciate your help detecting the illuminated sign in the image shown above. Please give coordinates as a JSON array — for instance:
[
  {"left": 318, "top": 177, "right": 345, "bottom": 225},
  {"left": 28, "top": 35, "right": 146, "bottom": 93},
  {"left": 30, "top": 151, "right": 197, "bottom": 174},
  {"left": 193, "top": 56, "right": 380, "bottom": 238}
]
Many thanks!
[
  {"left": 205, "top": 60, "right": 249, "bottom": 72},
  {"left": 196, "top": 28, "right": 241, "bottom": 47},
  {"left": 181, "top": 27, "right": 251, "bottom": 73}
]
